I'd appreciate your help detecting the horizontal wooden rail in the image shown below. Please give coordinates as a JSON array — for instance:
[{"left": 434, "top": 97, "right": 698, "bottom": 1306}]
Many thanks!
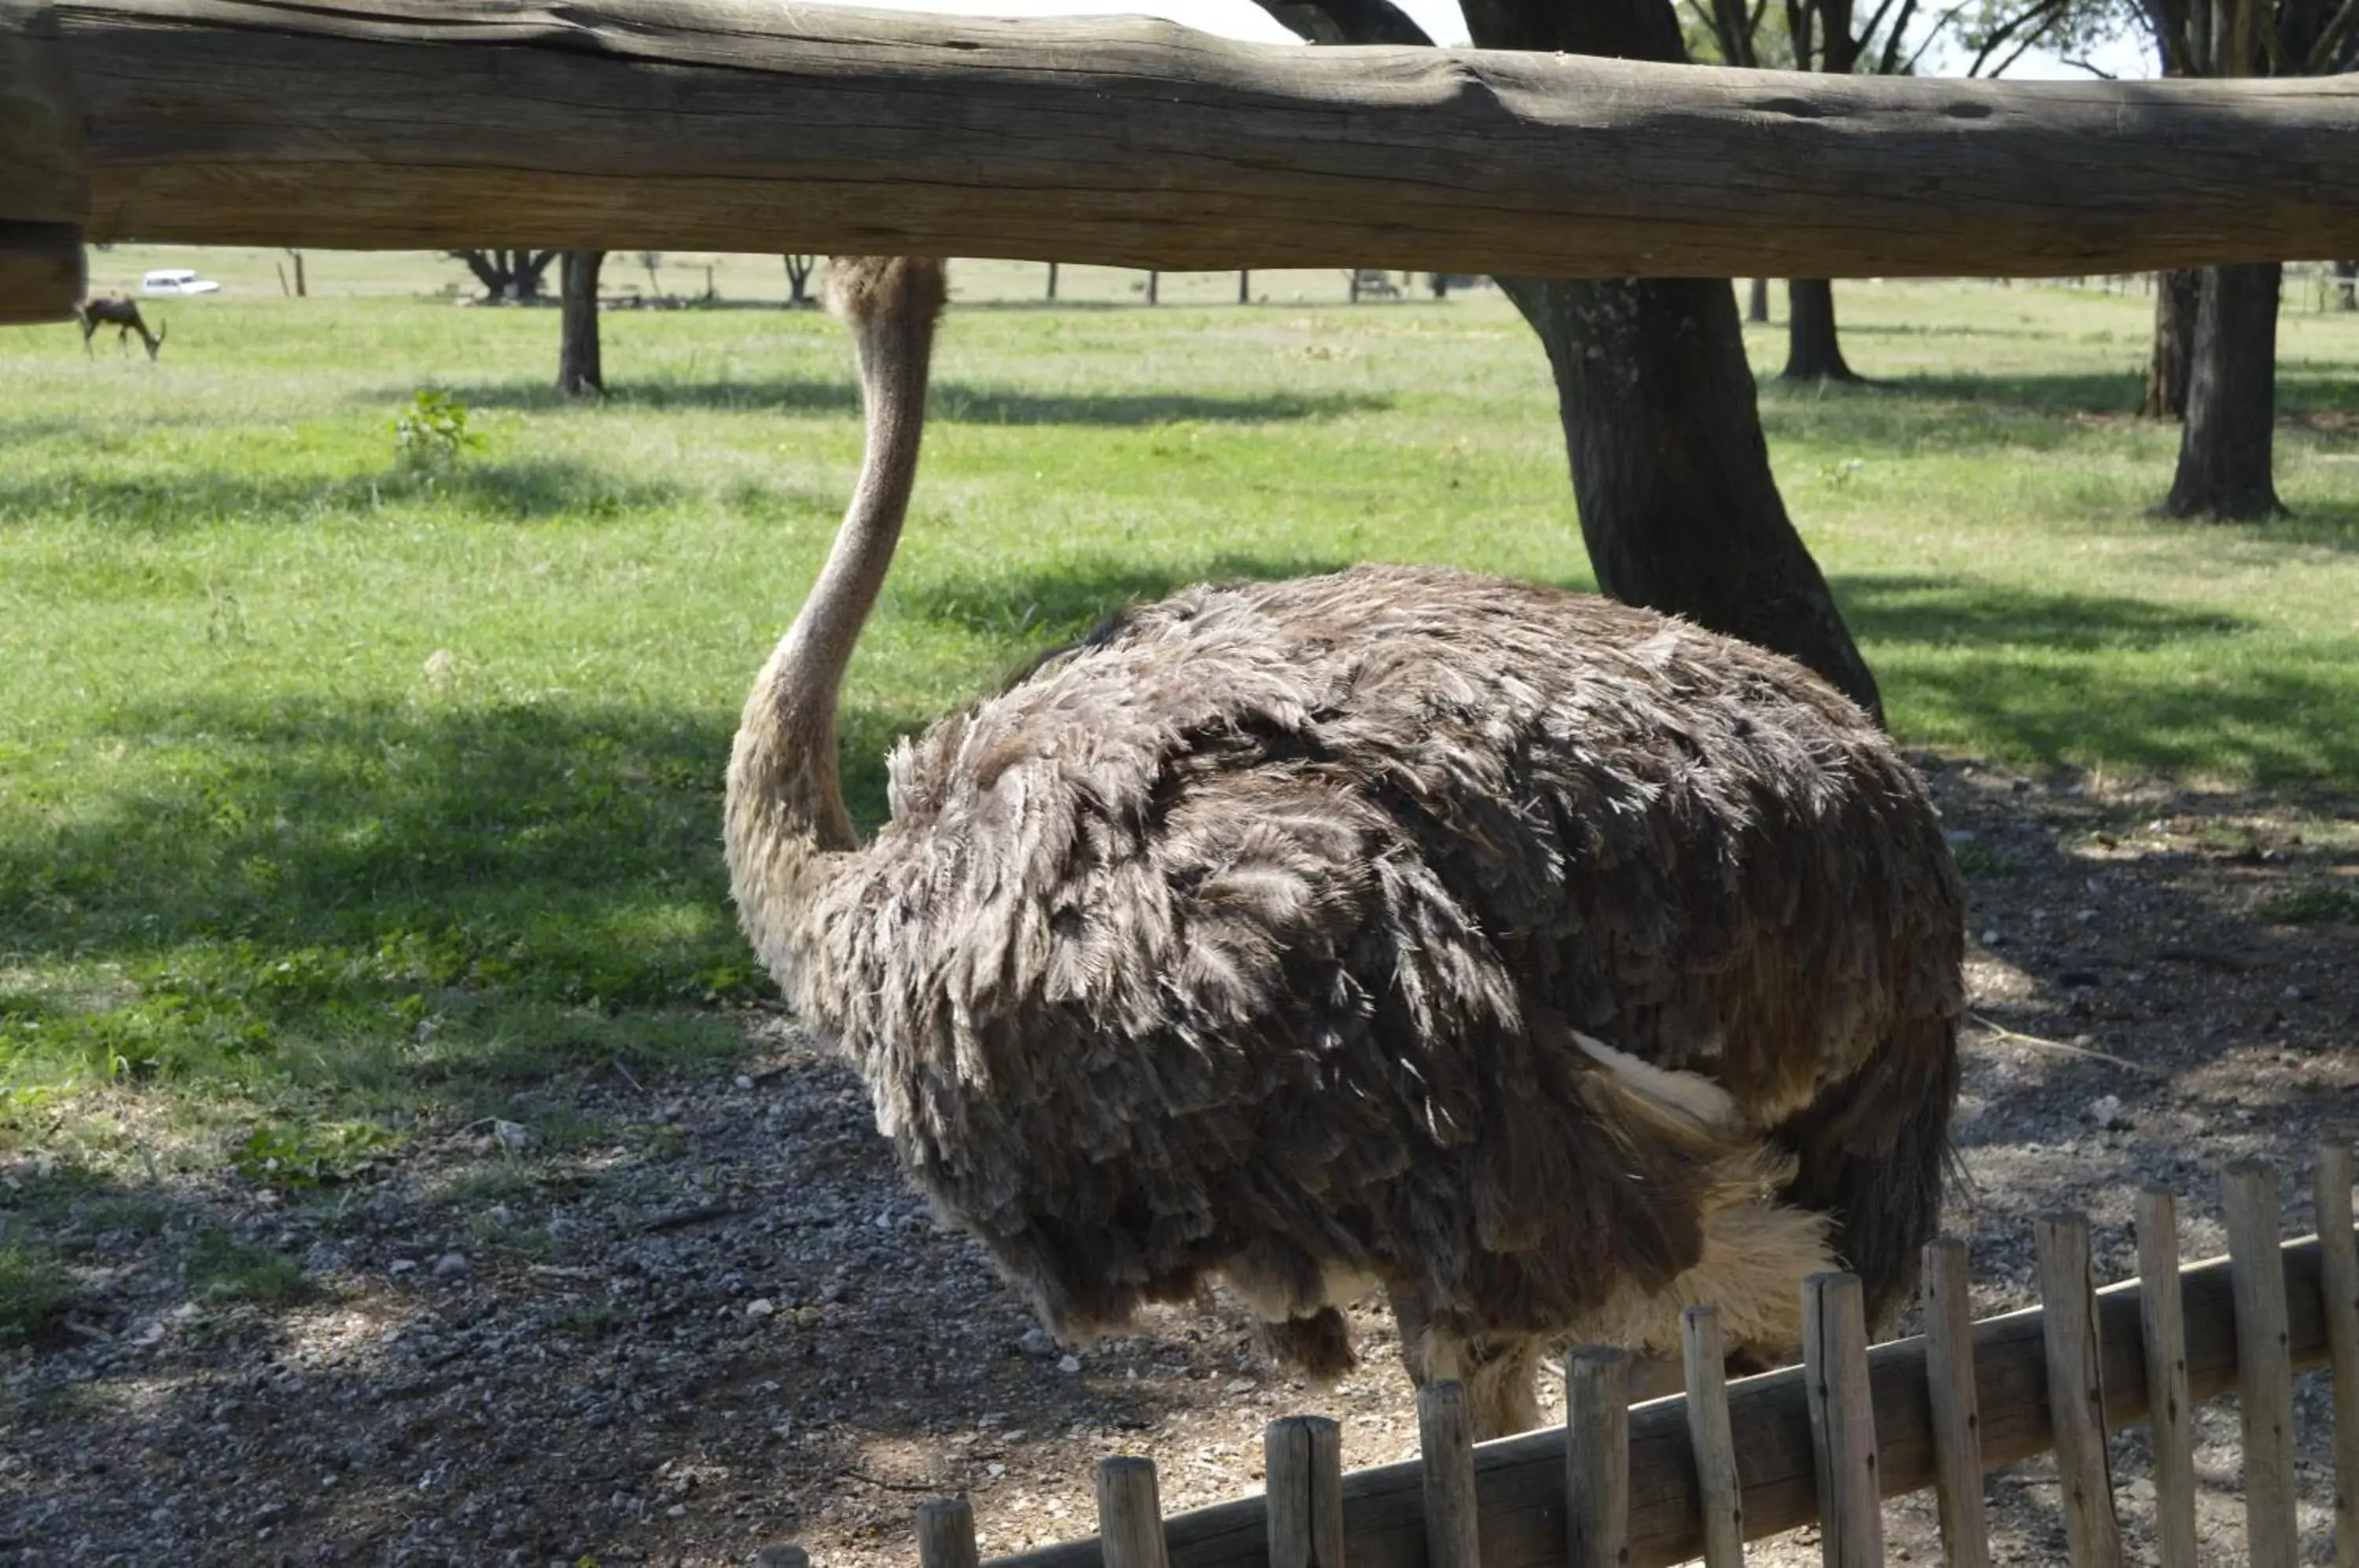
[
  {"left": 8, "top": 0, "right": 2359, "bottom": 325},
  {"left": 992, "top": 1228, "right": 2345, "bottom": 1568}
]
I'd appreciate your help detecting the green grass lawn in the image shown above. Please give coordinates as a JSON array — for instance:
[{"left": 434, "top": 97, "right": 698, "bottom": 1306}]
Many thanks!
[{"left": 6, "top": 251, "right": 2357, "bottom": 1183}]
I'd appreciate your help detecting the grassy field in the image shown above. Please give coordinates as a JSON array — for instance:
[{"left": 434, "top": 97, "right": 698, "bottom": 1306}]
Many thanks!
[{"left": 6, "top": 247, "right": 2357, "bottom": 1220}]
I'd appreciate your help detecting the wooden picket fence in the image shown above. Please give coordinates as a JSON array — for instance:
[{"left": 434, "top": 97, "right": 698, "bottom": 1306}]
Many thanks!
[{"left": 775, "top": 1147, "right": 2359, "bottom": 1568}]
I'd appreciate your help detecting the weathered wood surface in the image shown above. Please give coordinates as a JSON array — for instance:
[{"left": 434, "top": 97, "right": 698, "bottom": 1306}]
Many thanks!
[
  {"left": 2225, "top": 1164, "right": 2300, "bottom": 1568},
  {"left": 5, "top": 0, "right": 2359, "bottom": 307},
  {"left": 2033, "top": 1213, "right": 2121, "bottom": 1568},
  {"left": 2316, "top": 1149, "right": 2359, "bottom": 1568},
  {"left": 918, "top": 1499, "right": 982, "bottom": 1568},
  {"left": 0, "top": 0, "right": 85, "bottom": 321},
  {"left": 992, "top": 1228, "right": 2347, "bottom": 1568},
  {"left": 1097, "top": 1458, "right": 1172, "bottom": 1568},
  {"left": 1680, "top": 1309, "right": 1746, "bottom": 1568},
  {"left": 1264, "top": 1417, "right": 1345, "bottom": 1568},
  {"left": 1418, "top": 1383, "right": 1480, "bottom": 1568},
  {"left": 1564, "top": 1348, "right": 1630, "bottom": 1568},
  {"left": 1919, "top": 1239, "right": 1990, "bottom": 1568},
  {"left": 2135, "top": 1190, "right": 2199, "bottom": 1568},
  {"left": 1802, "top": 1273, "right": 1883, "bottom": 1568}
]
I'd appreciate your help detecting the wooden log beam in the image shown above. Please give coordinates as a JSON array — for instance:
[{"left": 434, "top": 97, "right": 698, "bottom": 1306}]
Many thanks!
[
  {"left": 0, "top": 1, "right": 86, "bottom": 322},
  {"left": 6, "top": 0, "right": 2359, "bottom": 289},
  {"left": 991, "top": 1228, "right": 2347, "bottom": 1568}
]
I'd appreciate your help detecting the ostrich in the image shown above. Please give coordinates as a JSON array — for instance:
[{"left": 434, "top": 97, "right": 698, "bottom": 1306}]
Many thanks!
[{"left": 727, "top": 256, "right": 1964, "bottom": 1438}]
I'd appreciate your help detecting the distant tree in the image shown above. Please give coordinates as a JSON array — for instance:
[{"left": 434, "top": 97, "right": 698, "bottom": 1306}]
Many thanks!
[
  {"left": 783, "top": 254, "right": 817, "bottom": 306},
  {"left": 447, "top": 249, "right": 557, "bottom": 303},
  {"left": 559, "top": 251, "right": 605, "bottom": 398},
  {"left": 1748, "top": 277, "right": 1772, "bottom": 323},
  {"left": 2138, "top": 0, "right": 2356, "bottom": 517},
  {"left": 637, "top": 251, "right": 664, "bottom": 296}
]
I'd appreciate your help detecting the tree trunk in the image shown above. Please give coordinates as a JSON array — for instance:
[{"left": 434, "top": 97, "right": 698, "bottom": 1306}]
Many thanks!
[
  {"left": 1747, "top": 275, "right": 1770, "bottom": 322},
  {"left": 558, "top": 249, "right": 605, "bottom": 397},
  {"left": 783, "top": 254, "right": 815, "bottom": 305},
  {"left": 2336, "top": 259, "right": 2357, "bottom": 309},
  {"left": 1781, "top": 278, "right": 1859, "bottom": 381},
  {"left": 506, "top": 248, "right": 555, "bottom": 302},
  {"left": 2142, "top": 268, "right": 2198, "bottom": 418},
  {"left": 1240, "top": 0, "right": 1880, "bottom": 716},
  {"left": 284, "top": 248, "right": 306, "bottom": 297},
  {"left": 2163, "top": 262, "right": 2284, "bottom": 520},
  {"left": 1503, "top": 274, "right": 1881, "bottom": 716}
]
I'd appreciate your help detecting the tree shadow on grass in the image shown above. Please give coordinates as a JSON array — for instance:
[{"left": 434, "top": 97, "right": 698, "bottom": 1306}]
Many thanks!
[
  {"left": 884, "top": 549, "right": 1361, "bottom": 652},
  {"left": 1835, "top": 574, "right": 2355, "bottom": 782},
  {"left": 1861, "top": 368, "right": 2359, "bottom": 421},
  {"left": 0, "top": 686, "right": 929, "bottom": 1102},
  {"left": 1835, "top": 574, "right": 2253, "bottom": 653},
  {"left": 359, "top": 377, "right": 1389, "bottom": 425},
  {"left": 0, "top": 458, "right": 686, "bottom": 537}
]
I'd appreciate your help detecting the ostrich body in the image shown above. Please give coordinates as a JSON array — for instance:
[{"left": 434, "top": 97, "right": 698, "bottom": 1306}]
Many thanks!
[{"left": 728, "top": 258, "right": 1963, "bottom": 1437}]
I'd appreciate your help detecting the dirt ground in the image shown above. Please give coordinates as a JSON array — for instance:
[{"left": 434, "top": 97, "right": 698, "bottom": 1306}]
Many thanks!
[{"left": 4, "top": 758, "right": 2356, "bottom": 1568}]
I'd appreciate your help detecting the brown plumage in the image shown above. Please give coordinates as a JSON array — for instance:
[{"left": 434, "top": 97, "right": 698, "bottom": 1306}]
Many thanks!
[{"left": 727, "top": 256, "right": 1963, "bottom": 1437}]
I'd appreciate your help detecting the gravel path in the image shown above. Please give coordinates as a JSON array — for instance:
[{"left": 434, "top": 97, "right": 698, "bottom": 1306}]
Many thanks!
[{"left": 3, "top": 760, "right": 2353, "bottom": 1568}]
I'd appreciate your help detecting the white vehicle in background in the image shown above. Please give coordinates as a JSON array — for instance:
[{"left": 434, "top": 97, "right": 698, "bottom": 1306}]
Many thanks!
[{"left": 140, "top": 268, "right": 222, "bottom": 297}]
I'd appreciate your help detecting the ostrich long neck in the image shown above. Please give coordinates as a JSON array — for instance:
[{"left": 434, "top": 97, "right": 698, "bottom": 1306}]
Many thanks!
[{"left": 726, "top": 279, "right": 936, "bottom": 944}]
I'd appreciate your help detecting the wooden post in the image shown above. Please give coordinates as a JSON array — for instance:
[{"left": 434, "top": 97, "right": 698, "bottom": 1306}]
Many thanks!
[
  {"left": 1802, "top": 1272, "right": 1883, "bottom": 1568},
  {"left": 1146, "top": 270, "right": 1158, "bottom": 305},
  {"left": 1047, "top": 262, "right": 1058, "bottom": 300},
  {"left": 2136, "top": 1189, "right": 2199, "bottom": 1568},
  {"left": 2225, "top": 1161, "right": 2300, "bottom": 1568},
  {"left": 1566, "top": 1346, "right": 1632, "bottom": 1568},
  {"left": 1920, "top": 1239, "right": 1991, "bottom": 1568},
  {"left": 2318, "top": 1145, "right": 2359, "bottom": 1568},
  {"left": 1417, "top": 1382, "right": 1480, "bottom": 1568},
  {"left": 1680, "top": 1309, "right": 1745, "bottom": 1568},
  {"left": 917, "top": 1499, "right": 981, "bottom": 1568},
  {"left": 0, "top": 0, "right": 88, "bottom": 323},
  {"left": 2033, "top": 1213, "right": 2122, "bottom": 1568},
  {"left": 1095, "top": 1457, "right": 1171, "bottom": 1568},
  {"left": 1238, "top": 270, "right": 1250, "bottom": 304},
  {"left": 988, "top": 1229, "right": 2359, "bottom": 1568},
  {"left": 1264, "top": 1416, "right": 1344, "bottom": 1568}
]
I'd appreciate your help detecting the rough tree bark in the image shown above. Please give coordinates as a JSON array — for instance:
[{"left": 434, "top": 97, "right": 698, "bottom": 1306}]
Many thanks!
[
  {"left": 2142, "top": 268, "right": 2197, "bottom": 418},
  {"left": 1257, "top": 0, "right": 1883, "bottom": 717},
  {"left": 2163, "top": 262, "right": 2284, "bottom": 518},
  {"left": 1782, "top": 278, "right": 1860, "bottom": 381},
  {"left": 558, "top": 249, "right": 605, "bottom": 397}
]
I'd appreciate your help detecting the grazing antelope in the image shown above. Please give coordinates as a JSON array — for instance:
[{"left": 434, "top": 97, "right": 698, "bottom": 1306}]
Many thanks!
[{"left": 77, "top": 296, "right": 165, "bottom": 360}]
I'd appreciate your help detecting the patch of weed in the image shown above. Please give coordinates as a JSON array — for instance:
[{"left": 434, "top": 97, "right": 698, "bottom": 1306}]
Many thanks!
[
  {"left": 1949, "top": 841, "right": 2021, "bottom": 876},
  {"left": 2258, "top": 885, "right": 2359, "bottom": 924},
  {"left": 188, "top": 1230, "right": 308, "bottom": 1305},
  {"left": 230, "top": 1118, "right": 401, "bottom": 1189},
  {"left": 0, "top": 1242, "right": 74, "bottom": 1343}
]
